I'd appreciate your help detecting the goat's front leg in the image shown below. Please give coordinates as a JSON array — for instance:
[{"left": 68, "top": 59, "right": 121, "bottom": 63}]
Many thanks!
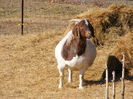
[
  {"left": 79, "top": 71, "right": 84, "bottom": 89},
  {"left": 68, "top": 68, "right": 72, "bottom": 83},
  {"left": 58, "top": 68, "right": 64, "bottom": 88}
]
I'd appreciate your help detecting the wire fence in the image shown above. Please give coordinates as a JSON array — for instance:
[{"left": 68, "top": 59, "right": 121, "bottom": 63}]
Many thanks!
[
  {"left": 0, "top": 0, "right": 20, "bottom": 35},
  {"left": 51, "top": 0, "right": 133, "bottom": 5},
  {"left": 0, "top": 0, "right": 133, "bottom": 35},
  {"left": 0, "top": 0, "right": 54, "bottom": 35}
]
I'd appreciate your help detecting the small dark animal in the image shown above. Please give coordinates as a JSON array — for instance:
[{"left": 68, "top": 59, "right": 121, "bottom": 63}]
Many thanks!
[{"left": 101, "top": 55, "right": 129, "bottom": 81}]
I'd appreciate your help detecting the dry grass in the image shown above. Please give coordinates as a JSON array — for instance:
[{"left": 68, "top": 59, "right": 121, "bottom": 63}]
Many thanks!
[
  {"left": 0, "top": 31, "right": 133, "bottom": 99},
  {"left": 0, "top": 1, "right": 133, "bottom": 99},
  {"left": 0, "top": 1, "right": 90, "bottom": 35}
]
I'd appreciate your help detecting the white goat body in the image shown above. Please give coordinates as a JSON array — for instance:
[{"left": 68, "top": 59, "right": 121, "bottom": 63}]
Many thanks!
[{"left": 55, "top": 19, "right": 96, "bottom": 88}]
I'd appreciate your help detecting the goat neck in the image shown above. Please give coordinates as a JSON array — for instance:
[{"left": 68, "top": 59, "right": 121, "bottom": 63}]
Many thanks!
[{"left": 61, "top": 32, "right": 86, "bottom": 61}]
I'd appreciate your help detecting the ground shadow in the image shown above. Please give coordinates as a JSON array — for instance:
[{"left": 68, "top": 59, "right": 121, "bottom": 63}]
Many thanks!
[{"left": 84, "top": 55, "right": 133, "bottom": 86}]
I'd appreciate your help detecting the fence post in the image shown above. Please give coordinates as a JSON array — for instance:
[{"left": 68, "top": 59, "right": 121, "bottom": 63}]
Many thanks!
[
  {"left": 105, "top": 64, "right": 109, "bottom": 99},
  {"left": 21, "top": 0, "right": 24, "bottom": 35},
  {"left": 121, "top": 53, "right": 125, "bottom": 99},
  {"left": 112, "top": 71, "right": 115, "bottom": 99}
]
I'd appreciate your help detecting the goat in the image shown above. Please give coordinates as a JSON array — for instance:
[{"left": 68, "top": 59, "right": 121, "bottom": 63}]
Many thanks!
[{"left": 55, "top": 19, "right": 96, "bottom": 89}]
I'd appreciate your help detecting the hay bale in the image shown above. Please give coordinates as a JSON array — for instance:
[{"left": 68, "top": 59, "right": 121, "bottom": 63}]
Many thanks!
[
  {"left": 101, "top": 32, "right": 133, "bottom": 81},
  {"left": 111, "top": 33, "right": 133, "bottom": 68},
  {"left": 76, "top": 5, "right": 133, "bottom": 45}
]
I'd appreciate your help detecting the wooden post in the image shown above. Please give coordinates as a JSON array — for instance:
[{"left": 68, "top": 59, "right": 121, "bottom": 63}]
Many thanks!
[
  {"left": 105, "top": 64, "right": 109, "bottom": 99},
  {"left": 121, "top": 53, "right": 125, "bottom": 99},
  {"left": 112, "top": 71, "right": 115, "bottom": 99},
  {"left": 21, "top": 0, "right": 24, "bottom": 35}
]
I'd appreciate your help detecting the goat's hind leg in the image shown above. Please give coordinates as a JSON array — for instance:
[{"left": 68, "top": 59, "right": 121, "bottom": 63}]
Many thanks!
[
  {"left": 58, "top": 66, "right": 64, "bottom": 88},
  {"left": 68, "top": 68, "right": 72, "bottom": 83}
]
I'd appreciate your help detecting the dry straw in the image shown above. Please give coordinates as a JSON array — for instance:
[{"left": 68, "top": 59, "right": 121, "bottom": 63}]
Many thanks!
[{"left": 112, "top": 33, "right": 133, "bottom": 68}]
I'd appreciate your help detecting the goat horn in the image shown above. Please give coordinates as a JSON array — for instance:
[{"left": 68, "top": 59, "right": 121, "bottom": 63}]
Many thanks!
[{"left": 69, "top": 19, "right": 81, "bottom": 23}]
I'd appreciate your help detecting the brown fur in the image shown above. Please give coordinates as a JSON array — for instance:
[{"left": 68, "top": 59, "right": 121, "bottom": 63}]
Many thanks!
[{"left": 62, "top": 20, "right": 94, "bottom": 60}]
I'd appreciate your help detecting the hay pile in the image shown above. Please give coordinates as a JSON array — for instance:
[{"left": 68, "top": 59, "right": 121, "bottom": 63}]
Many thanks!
[
  {"left": 111, "top": 32, "right": 133, "bottom": 68},
  {"left": 101, "top": 32, "right": 133, "bottom": 80},
  {"left": 76, "top": 5, "right": 133, "bottom": 45}
]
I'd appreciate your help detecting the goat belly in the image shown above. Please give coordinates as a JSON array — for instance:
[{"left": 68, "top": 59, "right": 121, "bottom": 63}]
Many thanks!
[{"left": 65, "top": 55, "right": 85, "bottom": 70}]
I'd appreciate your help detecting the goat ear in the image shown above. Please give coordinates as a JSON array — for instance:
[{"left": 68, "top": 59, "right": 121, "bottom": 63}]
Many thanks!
[{"left": 72, "top": 25, "right": 80, "bottom": 37}]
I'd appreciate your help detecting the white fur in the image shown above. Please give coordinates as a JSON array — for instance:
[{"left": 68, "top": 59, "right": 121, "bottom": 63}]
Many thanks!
[
  {"left": 84, "top": 19, "right": 89, "bottom": 26},
  {"left": 55, "top": 30, "right": 96, "bottom": 89}
]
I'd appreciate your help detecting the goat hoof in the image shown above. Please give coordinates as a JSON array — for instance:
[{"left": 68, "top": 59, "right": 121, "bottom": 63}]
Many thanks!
[
  {"left": 58, "top": 86, "right": 62, "bottom": 89},
  {"left": 79, "top": 86, "right": 84, "bottom": 89}
]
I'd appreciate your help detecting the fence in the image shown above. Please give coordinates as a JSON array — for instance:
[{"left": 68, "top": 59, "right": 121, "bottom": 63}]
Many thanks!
[
  {"left": 0, "top": 0, "right": 133, "bottom": 35},
  {"left": 105, "top": 53, "right": 125, "bottom": 99},
  {"left": 0, "top": 0, "right": 20, "bottom": 35},
  {"left": 0, "top": 0, "right": 63, "bottom": 35}
]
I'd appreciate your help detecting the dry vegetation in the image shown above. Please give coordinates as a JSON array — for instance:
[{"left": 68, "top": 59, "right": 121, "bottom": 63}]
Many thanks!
[
  {"left": 111, "top": 33, "right": 133, "bottom": 69},
  {"left": 0, "top": 0, "right": 133, "bottom": 99}
]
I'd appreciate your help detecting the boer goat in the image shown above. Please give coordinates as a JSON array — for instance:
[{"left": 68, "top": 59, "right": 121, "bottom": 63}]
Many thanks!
[{"left": 55, "top": 19, "right": 96, "bottom": 89}]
